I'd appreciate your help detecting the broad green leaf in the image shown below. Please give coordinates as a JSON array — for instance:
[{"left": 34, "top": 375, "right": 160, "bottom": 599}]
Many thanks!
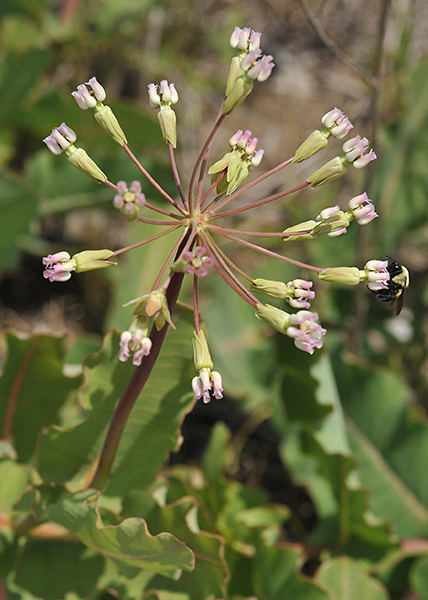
[
  {"left": 251, "top": 538, "right": 331, "bottom": 600},
  {"left": 409, "top": 555, "right": 428, "bottom": 599},
  {"left": 278, "top": 352, "right": 393, "bottom": 559},
  {"left": 0, "top": 461, "right": 30, "bottom": 578},
  {"left": 145, "top": 496, "right": 228, "bottom": 600},
  {"left": 0, "top": 173, "right": 39, "bottom": 271},
  {"left": 0, "top": 50, "right": 51, "bottom": 126},
  {"left": 0, "top": 460, "right": 30, "bottom": 513},
  {"left": 38, "top": 313, "right": 195, "bottom": 496},
  {"left": 44, "top": 490, "right": 194, "bottom": 579},
  {"left": 0, "top": 333, "right": 82, "bottom": 462},
  {"left": 14, "top": 539, "right": 105, "bottom": 600},
  {"left": 316, "top": 557, "right": 389, "bottom": 600},
  {"left": 335, "top": 359, "right": 428, "bottom": 538}
]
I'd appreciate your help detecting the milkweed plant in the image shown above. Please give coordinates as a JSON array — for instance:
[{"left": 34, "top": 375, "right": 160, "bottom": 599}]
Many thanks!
[{"left": 43, "top": 26, "right": 384, "bottom": 491}]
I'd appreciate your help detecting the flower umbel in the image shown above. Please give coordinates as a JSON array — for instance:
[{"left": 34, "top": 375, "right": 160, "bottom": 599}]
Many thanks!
[{"left": 42, "top": 26, "right": 390, "bottom": 489}]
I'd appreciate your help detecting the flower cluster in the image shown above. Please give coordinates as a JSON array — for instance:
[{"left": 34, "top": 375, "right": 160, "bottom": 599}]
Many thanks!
[
  {"left": 172, "top": 247, "right": 214, "bottom": 278},
  {"left": 113, "top": 181, "right": 146, "bottom": 220},
  {"left": 42, "top": 26, "right": 404, "bottom": 405},
  {"left": 208, "top": 129, "right": 264, "bottom": 195}
]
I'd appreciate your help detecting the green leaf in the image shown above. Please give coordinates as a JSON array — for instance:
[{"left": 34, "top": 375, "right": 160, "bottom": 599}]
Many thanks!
[
  {"left": 14, "top": 539, "right": 105, "bottom": 600},
  {"left": 316, "top": 557, "right": 389, "bottom": 600},
  {"left": 0, "top": 461, "right": 30, "bottom": 577},
  {"left": 278, "top": 353, "right": 393, "bottom": 560},
  {"left": 43, "top": 490, "right": 194, "bottom": 579},
  {"left": 145, "top": 496, "right": 228, "bottom": 600},
  {"left": 251, "top": 539, "right": 331, "bottom": 600},
  {"left": 0, "top": 173, "right": 39, "bottom": 271},
  {"left": 0, "top": 333, "right": 82, "bottom": 462},
  {"left": 336, "top": 359, "right": 428, "bottom": 538},
  {"left": 409, "top": 555, "right": 428, "bottom": 599},
  {"left": 0, "top": 50, "right": 51, "bottom": 126},
  {"left": 38, "top": 313, "right": 195, "bottom": 496}
]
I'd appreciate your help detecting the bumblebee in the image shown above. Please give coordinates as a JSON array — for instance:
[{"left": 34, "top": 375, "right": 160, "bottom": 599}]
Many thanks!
[{"left": 370, "top": 258, "right": 409, "bottom": 315}]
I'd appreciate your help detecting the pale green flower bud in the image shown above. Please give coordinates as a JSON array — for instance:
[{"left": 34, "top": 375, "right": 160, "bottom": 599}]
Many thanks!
[
  {"left": 66, "top": 147, "right": 107, "bottom": 183},
  {"left": 227, "top": 162, "right": 249, "bottom": 195},
  {"left": 283, "top": 220, "right": 317, "bottom": 242},
  {"left": 222, "top": 76, "right": 254, "bottom": 115},
  {"left": 157, "top": 105, "right": 177, "bottom": 148},
  {"left": 255, "top": 303, "right": 290, "bottom": 333},
  {"left": 94, "top": 105, "right": 128, "bottom": 146},
  {"left": 318, "top": 267, "right": 362, "bottom": 285},
  {"left": 306, "top": 156, "right": 349, "bottom": 188},
  {"left": 293, "top": 130, "right": 329, "bottom": 163},
  {"left": 208, "top": 151, "right": 235, "bottom": 175},
  {"left": 311, "top": 210, "right": 350, "bottom": 237},
  {"left": 250, "top": 279, "right": 288, "bottom": 299},
  {"left": 73, "top": 249, "right": 116, "bottom": 272},
  {"left": 193, "top": 329, "right": 214, "bottom": 372},
  {"left": 225, "top": 55, "right": 242, "bottom": 96}
]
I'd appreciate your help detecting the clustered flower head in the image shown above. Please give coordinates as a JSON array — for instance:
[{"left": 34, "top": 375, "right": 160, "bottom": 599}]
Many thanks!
[
  {"left": 224, "top": 27, "right": 274, "bottom": 115},
  {"left": 42, "top": 26, "right": 400, "bottom": 405},
  {"left": 208, "top": 129, "right": 264, "bottom": 195},
  {"left": 119, "top": 318, "right": 152, "bottom": 366},
  {"left": 172, "top": 246, "right": 214, "bottom": 277},
  {"left": 113, "top": 180, "right": 146, "bottom": 220}
]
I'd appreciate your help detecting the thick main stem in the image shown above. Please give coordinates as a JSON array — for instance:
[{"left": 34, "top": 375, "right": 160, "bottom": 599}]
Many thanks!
[{"left": 89, "top": 268, "right": 186, "bottom": 491}]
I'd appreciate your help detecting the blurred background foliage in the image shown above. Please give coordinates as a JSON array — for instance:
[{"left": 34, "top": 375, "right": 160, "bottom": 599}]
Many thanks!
[{"left": 2, "top": 0, "right": 428, "bottom": 598}]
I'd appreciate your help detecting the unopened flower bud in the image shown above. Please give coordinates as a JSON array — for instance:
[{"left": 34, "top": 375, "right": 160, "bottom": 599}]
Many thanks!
[
  {"left": 293, "top": 130, "right": 329, "bottom": 163},
  {"left": 312, "top": 208, "right": 350, "bottom": 238},
  {"left": 306, "top": 156, "right": 349, "bottom": 188},
  {"left": 193, "top": 329, "right": 214, "bottom": 372},
  {"left": 318, "top": 267, "right": 361, "bottom": 286},
  {"left": 255, "top": 303, "right": 290, "bottom": 333},
  {"left": 282, "top": 220, "right": 317, "bottom": 242},
  {"left": 67, "top": 148, "right": 107, "bottom": 183},
  {"left": 94, "top": 105, "right": 128, "bottom": 146},
  {"left": 223, "top": 76, "right": 254, "bottom": 115},
  {"left": 73, "top": 249, "right": 116, "bottom": 272},
  {"left": 157, "top": 106, "right": 177, "bottom": 148},
  {"left": 250, "top": 279, "right": 288, "bottom": 299}
]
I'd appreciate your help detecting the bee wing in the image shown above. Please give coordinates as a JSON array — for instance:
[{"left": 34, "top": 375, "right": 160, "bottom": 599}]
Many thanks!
[{"left": 395, "top": 291, "right": 404, "bottom": 315}]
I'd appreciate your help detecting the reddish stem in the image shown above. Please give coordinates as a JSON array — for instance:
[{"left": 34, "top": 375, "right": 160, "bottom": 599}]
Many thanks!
[
  {"left": 201, "top": 232, "right": 259, "bottom": 305},
  {"left": 89, "top": 238, "right": 190, "bottom": 491},
  {"left": 188, "top": 108, "right": 226, "bottom": 210},
  {"left": 123, "top": 144, "right": 187, "bottom": 215},
  {"left": 111, "top": 224, "right": 181, "bottom": 257},
  {"left": 211, "top": 182, "right": 310, "bottom": 220},
  {"left": 168, "top": 142, "right": 189, "bottom": 210},
  {"left": 207, "top": 156, "right": 295, "bottom": 214},
  {"left": 208, "top": 227, "right": 323, "bottom": 272}
]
